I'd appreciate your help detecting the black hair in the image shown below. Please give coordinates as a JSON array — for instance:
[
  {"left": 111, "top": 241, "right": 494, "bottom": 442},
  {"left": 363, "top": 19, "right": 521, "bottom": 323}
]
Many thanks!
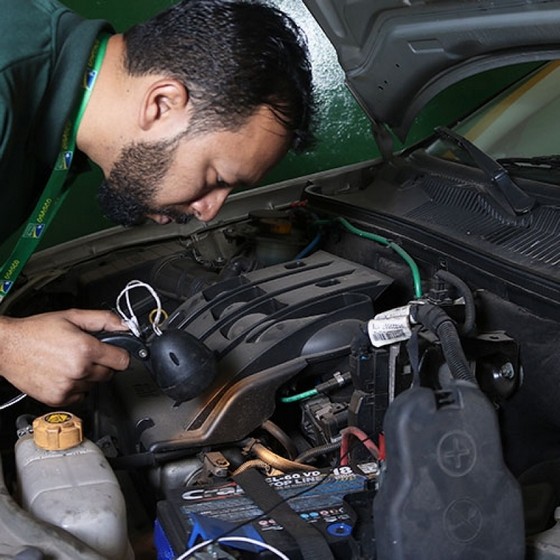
[{"left": 123, "top": 0, "right": 316, "bottom": 152}]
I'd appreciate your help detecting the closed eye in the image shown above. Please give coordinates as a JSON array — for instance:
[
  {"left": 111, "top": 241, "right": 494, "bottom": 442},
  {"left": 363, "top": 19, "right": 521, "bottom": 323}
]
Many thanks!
[
  {"left": 216, "top": 176, "right": 230, "bottom": 188},
  {"left": 216, "top": 174, "right": 249, "bottom": 191}
]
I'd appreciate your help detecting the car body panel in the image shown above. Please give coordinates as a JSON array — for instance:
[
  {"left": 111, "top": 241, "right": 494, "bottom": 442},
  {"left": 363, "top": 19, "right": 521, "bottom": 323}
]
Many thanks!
[{"left": 303, "top": 0, "right": 560, "bottom": 140}]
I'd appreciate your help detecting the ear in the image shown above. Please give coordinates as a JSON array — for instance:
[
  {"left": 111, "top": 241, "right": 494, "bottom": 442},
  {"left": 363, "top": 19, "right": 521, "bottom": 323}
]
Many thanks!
[{"left": 138, "top": 78, "right": 189, "bottom": 132}]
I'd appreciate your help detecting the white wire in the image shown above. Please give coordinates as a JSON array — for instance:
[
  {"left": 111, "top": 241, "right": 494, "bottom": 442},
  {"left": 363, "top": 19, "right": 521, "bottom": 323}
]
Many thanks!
[
  {"left": 0, "top": 392, "right": 27, "bottom": 411},
  {"left": 175, "top": 536, "right": 290, "bottom": 560},
  {"left": 115, "top": 280, "right": 164, "bottom": 337}
]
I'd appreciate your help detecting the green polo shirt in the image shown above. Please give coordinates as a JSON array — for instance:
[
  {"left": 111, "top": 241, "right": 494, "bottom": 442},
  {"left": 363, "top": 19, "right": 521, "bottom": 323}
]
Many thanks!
[{"left": 0, "top": 0, "right": 112, "bottom": 242}]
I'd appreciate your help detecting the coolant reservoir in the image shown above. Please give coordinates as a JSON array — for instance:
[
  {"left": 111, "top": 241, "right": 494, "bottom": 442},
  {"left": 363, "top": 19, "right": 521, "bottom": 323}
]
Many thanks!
[{"left": 15, "top": 412, "right": 133, "bottom": 560}]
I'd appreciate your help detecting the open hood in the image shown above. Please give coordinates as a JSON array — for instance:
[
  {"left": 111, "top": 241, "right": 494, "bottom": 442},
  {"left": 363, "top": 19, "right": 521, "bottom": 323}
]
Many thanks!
[{"left": 303, "top": 0, "right": 560, "bottom": 141}]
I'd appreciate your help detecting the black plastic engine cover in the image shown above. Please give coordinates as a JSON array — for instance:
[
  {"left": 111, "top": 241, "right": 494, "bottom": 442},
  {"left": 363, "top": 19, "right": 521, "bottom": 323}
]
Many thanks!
[
  {"left": 373, "top": 381, "right": 525, "bottom": 560},
  {"left": 112, "top": 251, "right": 393, "bottom": 453}
]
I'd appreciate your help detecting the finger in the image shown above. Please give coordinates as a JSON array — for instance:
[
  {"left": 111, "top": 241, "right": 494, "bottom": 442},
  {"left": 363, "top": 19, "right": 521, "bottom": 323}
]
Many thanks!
[
  {"left": 62, "top": 391, "right": 89, "bottom": 407},
  {"left": 64, "top": 309, "right": 128, "bottom": 333},
  {"left": 82, "top": 363, "right": 117, "bottom": 383},
  {"left": 33, "top": 380, "right": 94, "bottom": 408},
  {"left": 89, "top": 339, "right": 130, "bottom": 372},
  {"left": 38, "top": 393, "right": 83, "bottom": 408}
]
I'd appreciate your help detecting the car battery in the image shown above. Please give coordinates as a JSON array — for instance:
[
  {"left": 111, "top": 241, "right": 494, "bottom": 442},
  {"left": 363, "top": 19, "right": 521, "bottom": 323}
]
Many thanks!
[{"left": 154, "top": 465, "right": 373, "bottom": 559}]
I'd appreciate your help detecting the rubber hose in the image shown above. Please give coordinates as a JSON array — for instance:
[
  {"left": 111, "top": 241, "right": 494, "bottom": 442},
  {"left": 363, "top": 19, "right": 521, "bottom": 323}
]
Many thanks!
[
  {"left": 251, "top": 442, "right": 316, "bottom": 472},
  {"left": 232, "top": 459, "right": 272, "bottom": 476},
  {"left": 261, "top": 420, "right": 299, "bottom": 460},
  {"left": 15, "top": 415, "right": 34, "bottom": 432}
]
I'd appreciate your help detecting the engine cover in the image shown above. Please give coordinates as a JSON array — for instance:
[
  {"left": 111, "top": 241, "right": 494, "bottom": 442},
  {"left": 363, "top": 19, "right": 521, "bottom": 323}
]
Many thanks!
[{"left": 112, "top": 251, "right": 393, "bottom": 454}]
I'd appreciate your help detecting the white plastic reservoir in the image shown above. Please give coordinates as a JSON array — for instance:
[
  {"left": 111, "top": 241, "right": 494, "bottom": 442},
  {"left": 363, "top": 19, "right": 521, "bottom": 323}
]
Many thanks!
[{"left": 15, "top": 411, "right": 133, "bottom": 560}]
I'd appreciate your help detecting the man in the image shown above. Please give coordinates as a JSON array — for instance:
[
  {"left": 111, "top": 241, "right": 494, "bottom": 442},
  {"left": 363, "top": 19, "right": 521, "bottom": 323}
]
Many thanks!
[{"left": 0, "top": 0, "right": 315, "bottom": 406}]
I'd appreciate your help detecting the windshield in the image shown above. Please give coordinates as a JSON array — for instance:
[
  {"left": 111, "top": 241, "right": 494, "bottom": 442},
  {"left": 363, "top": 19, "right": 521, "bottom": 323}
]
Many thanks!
[{"left": 426, "top": 61, "right": 560, "bottom": 182}]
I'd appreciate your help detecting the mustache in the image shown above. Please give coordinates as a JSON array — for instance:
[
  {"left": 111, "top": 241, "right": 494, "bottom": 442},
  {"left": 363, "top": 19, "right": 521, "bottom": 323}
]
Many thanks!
[{"left": 158, "top": 207, "right": 194, "bottom": 224}]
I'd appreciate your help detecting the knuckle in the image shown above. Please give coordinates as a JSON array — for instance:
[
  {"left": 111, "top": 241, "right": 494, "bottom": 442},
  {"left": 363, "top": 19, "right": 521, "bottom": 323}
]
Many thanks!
[
  {"left": 118, "top": 351, "right": 131, "bottom": 370},
  {"left": 75, "top": 340, "right": 95, "bottom": 363}
]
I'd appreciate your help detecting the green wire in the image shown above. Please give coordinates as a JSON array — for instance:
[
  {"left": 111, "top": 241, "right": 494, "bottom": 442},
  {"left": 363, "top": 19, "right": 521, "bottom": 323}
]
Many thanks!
[
  {"left": 280, "top": 388, "right": 318, "bottom": 403},
  {"left": 281, "top": 217, "right": 422, "bottom": 405},
  {"left": 333, "top": 217, "right": 423, "bottom": 299}
]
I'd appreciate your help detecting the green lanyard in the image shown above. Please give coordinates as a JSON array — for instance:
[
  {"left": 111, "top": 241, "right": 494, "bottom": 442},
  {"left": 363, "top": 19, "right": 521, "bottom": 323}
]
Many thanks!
[{"left": 0, "top": 34, "right": 110, "bottom": 303}]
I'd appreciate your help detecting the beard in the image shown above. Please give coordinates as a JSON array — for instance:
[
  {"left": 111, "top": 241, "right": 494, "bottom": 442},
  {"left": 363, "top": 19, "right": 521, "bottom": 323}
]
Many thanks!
[{"left": 97, "top": 136, "right": 192, "bottom": 227}]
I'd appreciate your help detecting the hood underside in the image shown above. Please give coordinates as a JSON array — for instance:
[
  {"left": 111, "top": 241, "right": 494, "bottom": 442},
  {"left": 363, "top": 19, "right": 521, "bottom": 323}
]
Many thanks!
[{"left": 303, "top": 0, "right": 560, "bottom": 140}]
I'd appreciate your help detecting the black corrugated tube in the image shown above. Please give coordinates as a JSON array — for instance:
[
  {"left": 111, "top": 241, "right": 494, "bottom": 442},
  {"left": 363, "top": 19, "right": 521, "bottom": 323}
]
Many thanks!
[
  {"left": 295, "top": 441, "right": 341, "bottom": 464},
  {"left": 411, "top": 302, "right": 477, "bottom": 385},
  {"left": 433, "top": 270, "right": 476, "bottom": 336}
]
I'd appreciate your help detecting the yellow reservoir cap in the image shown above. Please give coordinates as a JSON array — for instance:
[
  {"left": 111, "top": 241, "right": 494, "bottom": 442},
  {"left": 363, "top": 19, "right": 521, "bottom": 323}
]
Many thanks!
[{"left": 32, "top": 412, "right": 83, "bottom": 451}]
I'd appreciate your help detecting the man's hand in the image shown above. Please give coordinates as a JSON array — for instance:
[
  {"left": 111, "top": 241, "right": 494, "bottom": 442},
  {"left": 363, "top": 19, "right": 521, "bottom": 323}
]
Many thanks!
[{"left": 0, "top": 309, "right": 130, "bottom": 406}]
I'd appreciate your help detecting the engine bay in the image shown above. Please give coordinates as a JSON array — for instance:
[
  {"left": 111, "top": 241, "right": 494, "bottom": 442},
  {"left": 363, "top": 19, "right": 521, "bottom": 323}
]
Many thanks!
[{"left": 2, "top": 161, "right": 560, "bottom": 559}]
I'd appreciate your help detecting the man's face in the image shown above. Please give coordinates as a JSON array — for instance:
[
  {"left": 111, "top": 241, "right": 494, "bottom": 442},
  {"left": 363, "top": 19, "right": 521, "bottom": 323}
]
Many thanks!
[{"left": 98, "top": 106, "right": 291, "bottom": 226}]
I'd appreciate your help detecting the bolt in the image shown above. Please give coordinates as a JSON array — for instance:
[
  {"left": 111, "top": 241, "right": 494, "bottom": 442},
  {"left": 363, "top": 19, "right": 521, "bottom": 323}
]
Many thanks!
[
  {"left": 499, "top": 362, "right": 515, "bottom": 380},
  {"left": 138, "top": 348, "right": 149, "bottom": 359}
]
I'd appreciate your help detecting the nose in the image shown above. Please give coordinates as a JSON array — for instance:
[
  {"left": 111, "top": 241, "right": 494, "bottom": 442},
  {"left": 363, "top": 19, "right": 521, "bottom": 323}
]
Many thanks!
[{"left": 190, "top": 188, "right": 232, "bottom": 222}]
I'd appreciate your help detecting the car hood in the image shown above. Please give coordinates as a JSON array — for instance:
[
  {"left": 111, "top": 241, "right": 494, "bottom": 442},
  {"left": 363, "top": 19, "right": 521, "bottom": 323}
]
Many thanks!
[{"left": 302, "top": 0, "right": 560, "bottom": 141}]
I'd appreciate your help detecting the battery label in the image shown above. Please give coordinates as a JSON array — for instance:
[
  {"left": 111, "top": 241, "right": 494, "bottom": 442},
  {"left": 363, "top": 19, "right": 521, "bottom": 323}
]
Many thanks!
[
  {"left": 156, "top": 466, "right": 370, "bottom": 559},
  {"left": 178, "top": 468, "right": 363, "bottom": 523}
]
